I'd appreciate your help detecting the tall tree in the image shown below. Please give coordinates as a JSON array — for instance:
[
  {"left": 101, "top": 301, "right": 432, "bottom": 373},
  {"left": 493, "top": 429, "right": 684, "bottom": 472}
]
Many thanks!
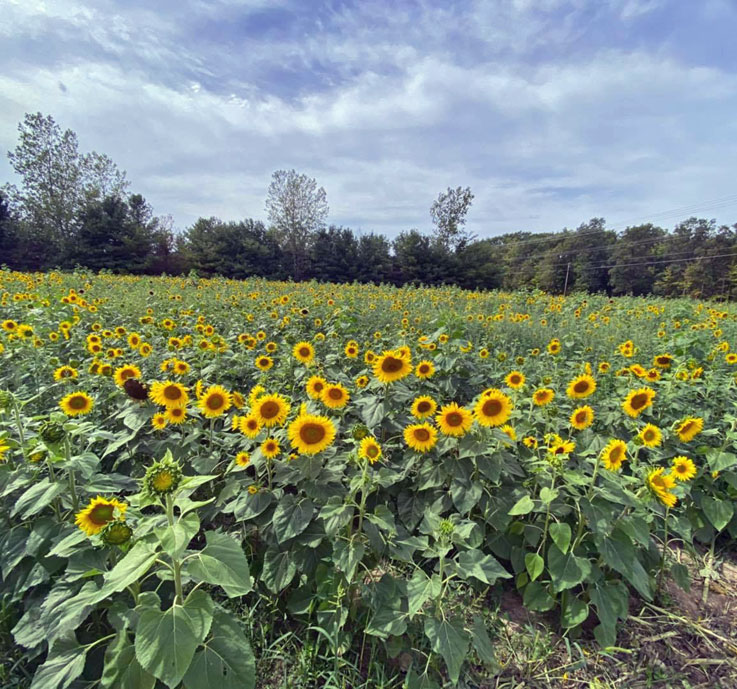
[
  {"left": 430, "top": 186, "right": 474, "bottom": 251},
  {"left": 608, "top": 224, "right": 666, "bottom": 296},
  {"left": 265, "top": 169, "right": 328, "bottom": 280}
]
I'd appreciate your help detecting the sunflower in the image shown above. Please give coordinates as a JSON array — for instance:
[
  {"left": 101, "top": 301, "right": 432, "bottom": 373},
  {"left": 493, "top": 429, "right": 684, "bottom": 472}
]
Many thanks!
[
  {"left": 547, "top": 339, "right": 561, "bottom": 355},
  {"left": 59, "top": 391, "right": 94, "bottom": 416},
  {"left": 255, "top": 355, "right": 273, "bottom": 371},
  {"left": 548, "top": 438, "right": 575, "bottom": 457},
  {"left": 601, "top": 439, "right": 627, "bottom": 471},
  {"left": 344, "top": 342, "right": 359, "bottom": 358},
  {"left": 151, "top": 413, "right": 167, "bottom": 429},
  {"left": 198, "top": 385, "right": 232, "bottom": 418},
  {"left": 671, "top": 456, "right": 696, "bottom": 482},
  {"left": 149, "top": 381, "right": 189, "bottom": 409},
  {"left": 523, "top": 436, "right": 538, "bottom": 449},
  {"left": 75, "top": 496, "right": 127, "bottom": 536},
  {"left": 570, "top": 405, "right": 594, "bottom": 430},
  {"left": 505, "top": 371, "right": 525, "bottom": 389},
  {"left": 647, "top": 468, "right": 677, "bottom": 507},
  {"left": 320, "top": 383, "right": 350, "bottom": 409},
  {"left": 164, "top": 406, "right": 187, "bottom": 425},
  {"left": 674, "top": 417, "right": 703, "bottom": 443},
  {"left": 436, "top": 403, "right": 473, "bottom": 437},
  {"left": 1, "top": 319, "right": 17, "bottom": 332},
  {"left": 173, "top": 360, "right": 190, "bottom": 375},
  {"left": 638, "top": 424, "right": 662, "bottom": 447},
  {"left": 474, "top": 389, "right": 512, "bottom": 427},
  {"left": 53, "top": 365, "right": 78, "bottom": 382},
  {"left": 404, "top": 423, "right": 438, "bottom": 453},
  {"left": 235, "top": 451, "right": 250, "bottom": 467},
  {"left": 622, "top": 388, "right": 655, "bottom": 418},
  {"left": 501, "top": 425, "right": 516, "bottom": 441},
  {"left": 415, "top": 360, "right": 435, "bottom": 379},
  {"left": 293, "top": 341, "right": 315, "bottom": 364},
  {"left": 653, "top": 354, "right": 673, "bottom": 369},
  {"left": 114, "top": 364, "right": 141, "bottom": 388},
  {"left": 359, "top": 436, "right": 382, "bottom": 463},
  {"left": 253, "top": 393, "right": 290, "bottom": 427},
  {"left": 566, "top": 374, "right": 596, "bottom": 399},
  {"left": 532, "top": 388, "right": 555, "bottom": 406},
  {"left": 598, "top": 361, "right": 611, "bottom": 373},
  {"left": 306, "top": 376, "right": 327, "bottom": 400},
  {"left": 288, "top": 414, "right": 336, "bottom": 455},
  {"left": 239, "top": 413, "right": 261, "bottom": 438},
  {"left": 261, "top": 437, "right": 281, "bottom": 459},
  {"left": 373, "top": 350, "right": 413, "bottom": 383},
  {"left": 232, "top": 391, "right": 245, "bottom": 409},
  {"left": 645, "top": 368, "right": 661, "bottom": 382},
  {"left": 629, "top": 364, "right": 647, "bottom": 378},
  {"left": 411, "top": 395, "right": 437, "bottom": 419},
  {"left": 355, "top": 374, "right": 369, "bottom": 388}
]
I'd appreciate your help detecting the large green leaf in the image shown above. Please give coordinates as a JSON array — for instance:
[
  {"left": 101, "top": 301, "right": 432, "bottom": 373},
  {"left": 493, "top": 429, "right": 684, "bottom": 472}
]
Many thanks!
[
  {"left": 30, "top": 637, "right": 87, "bottom": 689},
  {"left": 186, "top": 531, "right": 252, "bottom": 597},
  {"left": 135, "top": 590, "right": 214, "bottom": 688},
  {"left": 272, "top": 495, "right": 314, "bottom": 543},
  {"left": 318, "top": 497, "right": 353, "bottom": 537},
  {"left": 549, "top": 523, "right": 571, "bottom": 554},
  {"left": 525, "top": 552, "right": 544, "bottom": 582},
  {"left": 508, "top": 495, "right": 534, "bottom": 516},
  {"left": 183, "top": 609, "right": 256, "bottom": 689},
  {"left": 261, "top": 548, "right": 297, "bottom": 593},
  {"left": 588, "top": 580, "right": 628, "bottom": 630},
  {"left": 471, "top": 615, "right": 497, "bottom": 668},
  {"left": 333, "top": 538, "right": 365, "bottom": 583},
  {"left": 424, "top": 616, "right": 469, "bottom": 685},
  {"left": 155, "top": 512, "right": 199, "bottom": 558},
  {"left": 547, "top": 545, "right": 591, "bottom": 594},
  {"left": 702, "top": 496, "right": 734, "bottom": 532},
  {"left": 456, "top": 549, "right": 511, "bottom": 585},
  {"left": 101, "top": 632, "right": 156, "bottom": 689},
  {"left": 595, "top": 530, "right": 652, "bottom": 601},
  {"left": 523, "top": 582, "right": 555, "bottom": 611},
  {"left": 102, "top": 541, "right": 158, "bottom": 596},
  {"left": 12, "top": 478, "right": 64, "bottom": 519},
  {"left": 407, "top": 569, "right": 441, "bottom": 619}
]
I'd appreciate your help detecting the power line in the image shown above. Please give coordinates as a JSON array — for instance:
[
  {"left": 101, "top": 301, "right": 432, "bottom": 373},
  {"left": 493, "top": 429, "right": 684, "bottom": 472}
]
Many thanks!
[{"left": 560, "top": 249, "right": 737, "bottom": 272}]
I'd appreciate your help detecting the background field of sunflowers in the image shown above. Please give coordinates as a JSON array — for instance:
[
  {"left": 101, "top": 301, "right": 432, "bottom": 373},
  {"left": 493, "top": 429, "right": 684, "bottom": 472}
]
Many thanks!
[{"left": 2, "top": 269, "right": 737, "bottom": 688}]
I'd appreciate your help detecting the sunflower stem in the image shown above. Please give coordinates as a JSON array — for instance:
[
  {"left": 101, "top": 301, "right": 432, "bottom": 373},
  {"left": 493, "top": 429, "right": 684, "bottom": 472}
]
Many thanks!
[
  {"left": 165, "top": 494, "right": 184, "bottom": 605},
  {"left": 65, "top": 435, "right": 79, "bottom": 511},
  {"left": 10, "top": 395, "right": 27, "bottom": 465},
  {"left": 657, "top": 506, "right": 670, "bottom": 594}
]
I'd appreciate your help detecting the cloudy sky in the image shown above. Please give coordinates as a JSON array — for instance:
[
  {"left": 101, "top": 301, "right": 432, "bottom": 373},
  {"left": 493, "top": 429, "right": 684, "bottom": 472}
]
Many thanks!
[{"left": 2, "top": 0, "right": 736, "bottom": 238}]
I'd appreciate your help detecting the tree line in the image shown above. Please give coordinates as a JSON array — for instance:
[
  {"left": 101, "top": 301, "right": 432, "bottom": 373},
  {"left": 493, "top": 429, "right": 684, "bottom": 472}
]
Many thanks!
[{"left": 2, "top": 113, "right": 736, "bottom": 299}]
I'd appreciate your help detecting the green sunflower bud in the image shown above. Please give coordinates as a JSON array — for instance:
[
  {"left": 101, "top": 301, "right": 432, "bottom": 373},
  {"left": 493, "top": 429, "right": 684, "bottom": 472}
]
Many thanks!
[
  {"left": 39, "top": 420, "right": 66, "bottom": 444},
  {"left": 101, "top": 519, "right": 133, "bottom": 546},
  {"left": 351, "top": 424, "right": 369, "bottom": 441},
  {"left": 144, "top": 456, "right": 183, "bottom": 496}
]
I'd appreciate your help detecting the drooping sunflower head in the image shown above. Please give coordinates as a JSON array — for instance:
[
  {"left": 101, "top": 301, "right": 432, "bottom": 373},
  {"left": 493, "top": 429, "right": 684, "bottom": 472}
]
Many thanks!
[
  {"left": 373, "top": 350, "right": 413, "bottom": 383},
  {"left": 288, "top": 414, "right": 337, "bottom": 455},
  {"left": 601, "top": 439, "right": 627, "bottom": 471},
  {"left": 198, "top": 385, "right": 232, "bottom": 418},
  {"left": 474, "top": 390, "right": 512, "bottom": 427},
  {"left": 359, "top": 436, "right": 382, "bottom": 464},
  {"left": 403, "top": 423, "right": 438, "bottom": 453},
  {"left": 411, "top": 395, "right": 437, "bottom": 419},
  {"left": 75, "top": 496, "right": 127, "bottom": 536},
  {"left": 646, "top": 467, "right": 677, "bottom": 507},
  {"left": 320, "top": 383, "right": 350, "bottom": 409},
  {"left": 253, "top": 393, "right": 290, "bottom": 427},
  {"left": 59, "top": 391, "right": 94, "bottom": 416},
  {"left": 101, "top": 519, "right": 133, "bottom": 546},
  {"left": 436, "top": 402, "right": 473, "bottom": 437},
  {"left": 566, "top": 374, "right": 596, "bottom": 399}
]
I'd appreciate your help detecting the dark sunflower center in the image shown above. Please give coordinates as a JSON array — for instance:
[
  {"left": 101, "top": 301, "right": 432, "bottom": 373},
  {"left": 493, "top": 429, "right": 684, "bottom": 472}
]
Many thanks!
[
  {"left": 482, "top": 399, "right": 502, "bottom": 417},
  {"left": 260, "top": 401, "right": 279, "bottom": 418},
  {"left": 414, "top": 428, "right": 431, "bottom": 442},
  {"left": 680, "top": 422, "right": 695, "bottom": 434},
  {"left": 651, "top": 475, "right": 666, "bottom": 489},
  {"left": 89, "top": 504, "right": 114, "bottom": 525},
  {"left": 299, "top": 347, "right": 310, "bottom": 357},
  {"left": 164, "top": 386, "right": 182, "bottom": 400},
  {"left": 207, "top": 393, "right": 225, "bottom": 410},
  {"left": 510, "top": 375, "right": 521, "bottom": 384},
  {"left": 367, "top": 445, "right": 379, "bottom": 458},
  {"left": 446, "top": 412, "right": 463, "bottom": 427},
  {"left": 631, "top": 393, "right": 648, "bottom": 410},
  {"left": 419, "top": 364, "right": 430, "bottom": 374},
  {"left": 610, "top": 446, "right": 623, "bottom": 461},
  {"left": 573, "top": 381, "right": 589, "bottom": 393},
  {"left": 417, "top": 401, "right": 431, "bottom": 413},
  {"left": 300, "top": 423, "right": 326, "bottom": 445},
  {"left": 381, "top": 356, "right": 403, "bottom": 373},
  {"left": 576, "top": 412, "right": 586, "bottom": 423},
  {"left": 69, "top": 395, "right": 88, "bottom": 410},
  {"left": 644, "top": 430, "right": 655, "bottom": 441},
  {"left": 328, "top": 388, "right": 343, "bottom": 400}
]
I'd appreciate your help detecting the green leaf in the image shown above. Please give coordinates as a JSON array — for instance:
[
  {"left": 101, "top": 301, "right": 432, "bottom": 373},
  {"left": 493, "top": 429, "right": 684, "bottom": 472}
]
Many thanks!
[
  {"left": 706, "top": 450, "right": 737, "bottom": 473},
  {"left": 12, "top": 478, "right": 64, "bottom": 519},
  {"left": 102, "top": 541, "right": 158, "bottom": 596},
  {"left": 508, "top": 495, "right": 534, "bottom": 516},
  {"left": 595, "top": 530, "right": 652, "bottom": 601},
  {"left": 588, "top": 580, "right": 628, "bottom": 630},
  {"left": 457, "top": 548, "right": 511, "bottom": 585},
  {"left": 523, "top": 582, "right": 555, "bottom": 611},
  {"left": 186, "top": 531, "right": 252, "bottom": 597},
  {"left": 318, "top": 497, "right": 353, "bottom": 537},
  {"left": 525, "top": 552, "right": 544, "bottom": 582},
  {"left": 549, "top": 523, "right": 572, "bottom": 554},
  {"left": 365, "top": 606, "right": 407, "bottom": 638},
  {"left": 366, "top": 504, "right": 396, "bottom": 534},
  {"left": 261, "top": 548, "right": 296, "bottom": 593},
  {"left": 702, "top": 497, "right": 734, "bottom": 532},
  {"left": 333, "top": 538, "right": 365, "bottom": 583},
  {"left": 156, "top": 512, "right": 199, "bottom": 558},
  {"left": 101, "top": 632, "right": 156, "bottom": 689},
  {"left": 561, "top": 593, "right": 589, "bottom": 628},
  {"left": 272, "top": 495, "right": 314, "bottom": 543},
  {"left": 183, "top": 609, "right": 256, "bottom": 689},
  {"left": 671, "top": 563, "right": 691, "bottom": 592},
  {"left": 471, "top": 615, "right": 497, "bottom": 668},
  {"left": 407, "top": 570, "right": 441, "bottom": 619},
  {"left": 547, "top": 545, "right": 591, "bottom": 594},
  {"left": 539, "top": 487, "right": 558, "bottom": 504},
  {"left": 232, "top": 490, "right": 273, "bottom": 521},
  {"left": 30, "top": 637, "right": 87, "bottom": 689},
  {"left": 424, "top": 616, "right": 469, "bottom": 685},
  {"left": 135, "top": 590, "right": 214, "bottom": 689}
]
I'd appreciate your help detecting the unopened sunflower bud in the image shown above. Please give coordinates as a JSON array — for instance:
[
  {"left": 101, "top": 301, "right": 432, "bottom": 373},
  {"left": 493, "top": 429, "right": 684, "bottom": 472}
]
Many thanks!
[
  {"left": 101, "top": 519, "right": 133, "bottom": 546},
  {"left": 39, "top": 420, "right": 66, "bottom": 444},
  {"left": 143, "top": 456, "right": 183, "bottom": 496}
]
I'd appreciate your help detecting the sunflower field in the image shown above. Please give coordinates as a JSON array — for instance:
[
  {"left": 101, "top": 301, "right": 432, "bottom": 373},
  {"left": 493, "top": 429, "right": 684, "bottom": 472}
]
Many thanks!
[{"left": 1, "top": 269, "right": 737, "bottom": 688}]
